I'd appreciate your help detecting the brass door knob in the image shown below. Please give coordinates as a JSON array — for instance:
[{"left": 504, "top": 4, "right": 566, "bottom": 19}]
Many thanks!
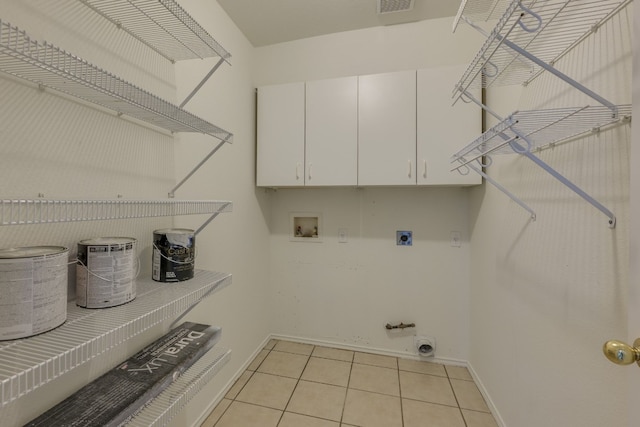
[{"left": 603, "top": 339, "right": 640, "bottom": 366}]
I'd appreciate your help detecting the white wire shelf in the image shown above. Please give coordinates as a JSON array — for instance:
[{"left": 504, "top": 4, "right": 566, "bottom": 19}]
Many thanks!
[
  {"left": 0, "top": 199, "right": 232, "bottom": 226},
  {"left": 0, "top": 18, "right": 233, "bottom": 142},
  {"left": 125, "top": 346, "right": 231, "bottom": 427},
  {"left": 0, "top": 269, "right": 232, "bottom": 408},
  {"left": 453, "top": 0, "right": 513, "bottom": 30},
  {"left": 451, "top": 104, "right": 631, "bottom": 165},
  {"left": 454, "top": 0, "right": 632, "bottom": 91},
  {"left": 78, "top": 0, "right": 231, "bottom": 63},
  {"left": 451, "top": 104, "right": 631, "bottom": 227}
]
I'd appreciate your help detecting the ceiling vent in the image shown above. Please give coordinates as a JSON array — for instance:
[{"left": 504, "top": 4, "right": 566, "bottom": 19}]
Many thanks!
[{"left": 377, "top": 0, "right": 415, "bottom": 14}]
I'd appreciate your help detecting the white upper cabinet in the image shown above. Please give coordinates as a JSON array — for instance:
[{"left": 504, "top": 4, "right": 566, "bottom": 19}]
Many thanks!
[
  {"left": 358, "top": 70, "right": 417, "bottom": 185},
  {"left": 256, "top": 68, "right": 480, "bottom": 187},
  {"left": 305, "top": 76, "right": 358, "bottom": 186},
  {"left": 417, "top": 65, "right": 481, "bottom": 185},
  {"left": 256, "top": 82, "right": 305, "bottom": 187}
]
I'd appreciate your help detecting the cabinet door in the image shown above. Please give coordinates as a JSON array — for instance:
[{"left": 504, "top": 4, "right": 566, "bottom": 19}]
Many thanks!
[
  {"left": 417, "top": 66, "right": 481, "bottom": 185},
  {"left": 358, "top": 70, "right": 417, "bottom": 185},
  {"left": 305, "top": 76, "right": 358, "bottom": 186},
  {"left": 256, "top": 82, "right": 305, "bottom": 187}
]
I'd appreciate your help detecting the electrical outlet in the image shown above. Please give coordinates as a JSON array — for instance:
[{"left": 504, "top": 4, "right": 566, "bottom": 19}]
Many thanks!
[
  {"left": 450, "top": 231, "right": 461, "bottom": 247},
  {"left": 396, "top": 231, "right": 412, "bottom": 246},
  {"left": 338, "top": 228, "right": 348, "bottom": 243}
]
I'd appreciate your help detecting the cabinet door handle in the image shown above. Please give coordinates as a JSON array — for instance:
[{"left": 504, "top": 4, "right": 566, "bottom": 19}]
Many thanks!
[
  {"left": 308, "top": 163, "right": 312, "bottom": 181},
  {"left": 408, "top": 160, "right": 412, "bottom": 178},
  {"left": 423, "top": 160, "right": 427, "bottom": 179},
  {"left": 296, "top": 163, "right": 301, "bottom": 180}
]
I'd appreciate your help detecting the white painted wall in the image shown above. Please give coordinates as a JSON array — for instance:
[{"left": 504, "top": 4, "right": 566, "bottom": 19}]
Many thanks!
[
  {"left": 254, "top": 17, "right": 482, "bottom": 85},
  {"left": 467, "top": 5, "right": 633, "bottom": 427},
  {"left": 266, "top": 187, "right": 472, "bottom": 361},
  {"left": 253, "top": 19, "right": 483, "bottom": 362},
  {"left": 253, "top": 6, "right": 634, "bottom": 425},
  {"left": 1, "top": 1, "right": 633, "bottom": 425},
  {"left": 170, "top": 1, "right": 273, "bottom": 425}
]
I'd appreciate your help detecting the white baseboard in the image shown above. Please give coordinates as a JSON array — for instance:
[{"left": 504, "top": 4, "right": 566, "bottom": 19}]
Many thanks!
[
  {"left": 270, "top": 332, "right": 469, "bottom": 367},
  {"left": 466, "top": 361, "right": 507, "bottom": 427},
  {"left": 192, "top": 334, "right": 273, "bottom": 427}
]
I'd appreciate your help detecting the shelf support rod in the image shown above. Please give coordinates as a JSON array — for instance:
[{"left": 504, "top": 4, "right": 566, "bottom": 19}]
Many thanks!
[
  {"left": 451, "top": 134, "right": 517, "bottom": 170},
  {"left": 495, "top": 125, "right": 617, "bottom": 228},
  {"left": 523, "top": 0, "right": 634, "bottom": 86},
  {"left": 453, "top": 14, "right": 524, "bottom": 106},
  {"left": 454, "top": 88, "right": 505, "bottom": 123},
  {"left": 458, "top": 14, "right": 618, "bottom": 115},
  {"left": 494, "top": 120, "right": 617, "bottom": 227},
  {"left": 515, "top": 141, "right": 616, "bottom": 228},
  {"left": 180, "top": 57, "right": 226, "bottom": 108},
  {"left": 195, "top": 201, "right": 232, "bottom": 236},
  {"left": 497, "top": 36, "right": 618, "bottom": 116},
  {"left": 496, "top": 115, "right": 618, "bottom": 228},
  {"left": 453, "top": 88, "right": 616, "bottom": 227},
  {"left": 465, "top": 161, "right": 537, "bottom": 221},
  {"left": 168, "top": 136, "right": 230, "bottom": 198}
]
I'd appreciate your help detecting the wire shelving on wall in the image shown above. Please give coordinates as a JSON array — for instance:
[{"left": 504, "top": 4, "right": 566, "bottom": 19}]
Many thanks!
[
  {"left": 0, "top": 18, "right": 233, "bottom": 142},
  {"left": 0, "top": 271, "right": 231, "bottom": 408},
  {"left": 450, "top": 0, "right": 633, "bottom": 227},
  {"left": 0, "top": 1, "right": 237, "bottom": 418}
]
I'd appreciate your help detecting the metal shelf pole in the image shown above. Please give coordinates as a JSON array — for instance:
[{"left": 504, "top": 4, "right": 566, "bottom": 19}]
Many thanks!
[
  {"left": 517, "top": 143, "right": 617, "bottom": 228},
  {"left": 168, "top": 137, "right": 230, "bottom": 198},
  {"left": 466, "top": 161, "right": 537, "bottom": 220},
  {"left": 180, "top": 57, "right": 226, "bottom": 108},
  {"left": 498, "top": 34, "right": 618, "bottom": 115}
]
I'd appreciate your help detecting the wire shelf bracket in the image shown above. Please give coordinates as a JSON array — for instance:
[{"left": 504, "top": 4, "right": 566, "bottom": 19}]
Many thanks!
[
  {"left": 78, "top": 0, "right": 232, "bottom": 109},
  {"left": 78, "top": 0, "right": 232, "bottom": 64},
  {"left": 180, "top": 57, "right": 227, "bottom": 109},
  {"left": 169, "top": 59, "right": 231, "bottom": 195},
  {"left": 466, "top": 160, "right": 537, "bottom": 220},
  {"left": 78, "top": 0, "right": 234, "bottom": 187},
  {"left": 0, "top": 18, "right": 234, "bottom": 143},
  {"left": 0, "top": 199, "right": 233, "bottom": 226},
  {"left": 168, "top": 135, "right": 230, "bottom": 199},
  {"left": 451, "top": 103, "right": 632, "bottom": 228},
  {"left": 1, "top": 8, "right": 235, "bottom": 203},
  {"left": 452, "top": 0, "right": 632, "bottom": 112},
  {"left": 0, "top": 197, "right": 234, "bottom": 236},
  {"left": 451, "top": 0, "right": 632, "bottom": 227}
]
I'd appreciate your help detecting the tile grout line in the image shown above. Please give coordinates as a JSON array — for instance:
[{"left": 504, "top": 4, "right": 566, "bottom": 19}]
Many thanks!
[
  {"left": 210, "top": 399, "right": 232, "bottom": 427},
  {"left": 338, "top": 349, "right": 355, "bottom": 426},
  {"left": 211, "top": 340, "right": 497, "bottom": 426},
  {"left": 278, "top": 342, "right": 315, "bottom": 426},
  {"left": 214, "top": 341, "right": 275, "bottom": 427},
  {"left": 394, "top": 356, "right": 405, "bottom": 427},
  {"left": 446, "top": 369, "right": 469, "bottom": 427},
  {"left": 212, "top": 355, "right": 264, "bottom": 426}
]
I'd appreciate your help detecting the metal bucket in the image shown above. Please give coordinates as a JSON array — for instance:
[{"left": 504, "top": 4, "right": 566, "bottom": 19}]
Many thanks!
[
  {"left": 76, "top": 237, "right": 137, "bottom": 308},
  {"left": 0, "top": 246, "right": 68, "bottom": 340},
  {"left": 152, "top": 228, "right": 195, "bottom": 282}
]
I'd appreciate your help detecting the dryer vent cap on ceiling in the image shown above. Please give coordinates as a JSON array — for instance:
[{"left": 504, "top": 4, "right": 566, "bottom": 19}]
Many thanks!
[{"left": 377, "top": 0, "right": 415, "bottom": 14}]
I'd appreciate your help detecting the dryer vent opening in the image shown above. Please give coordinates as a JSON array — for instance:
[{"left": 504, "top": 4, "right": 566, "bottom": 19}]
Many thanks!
[
  {"left": 377, "top": 0, "right": 415, "bottom": 14},
  {"left": 414, "top": 336, "right": 436, "bottom": 357}
]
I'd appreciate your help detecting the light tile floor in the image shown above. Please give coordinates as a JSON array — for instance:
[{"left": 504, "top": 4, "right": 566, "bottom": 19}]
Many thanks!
[{"left": 201, "top": 339, "right": 499, "bottom": 427}]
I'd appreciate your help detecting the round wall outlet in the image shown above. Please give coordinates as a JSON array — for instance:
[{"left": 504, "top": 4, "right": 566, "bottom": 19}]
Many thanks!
[{"left": 414, "top": 336, "right": 436, "bottom": 357}]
